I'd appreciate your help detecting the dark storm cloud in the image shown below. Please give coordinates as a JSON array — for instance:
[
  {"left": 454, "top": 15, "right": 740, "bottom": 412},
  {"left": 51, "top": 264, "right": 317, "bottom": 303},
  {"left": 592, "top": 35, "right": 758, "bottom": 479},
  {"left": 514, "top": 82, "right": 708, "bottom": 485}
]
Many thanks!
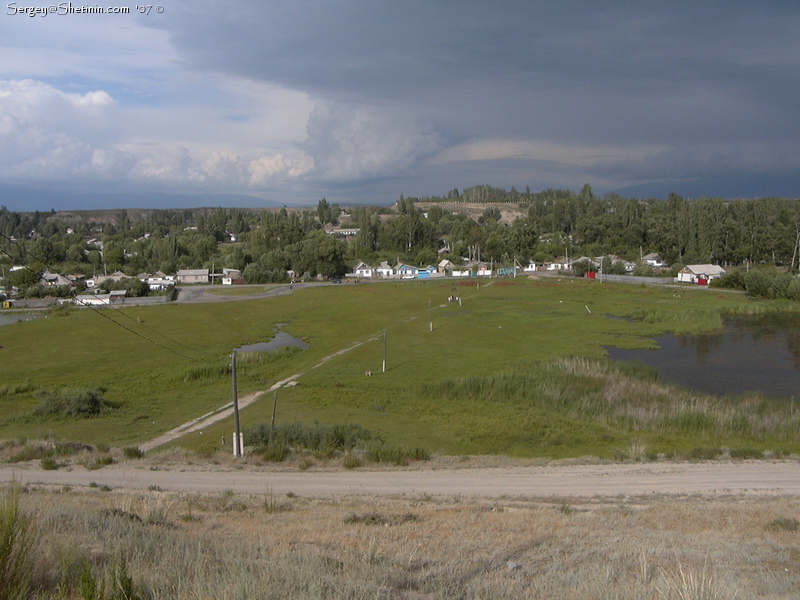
[
  {"left": 153, "top": 1, "right": 800, "bottom": 194},
  {"left": 4, "top": 0, "right": 800, "bottom": 208}
]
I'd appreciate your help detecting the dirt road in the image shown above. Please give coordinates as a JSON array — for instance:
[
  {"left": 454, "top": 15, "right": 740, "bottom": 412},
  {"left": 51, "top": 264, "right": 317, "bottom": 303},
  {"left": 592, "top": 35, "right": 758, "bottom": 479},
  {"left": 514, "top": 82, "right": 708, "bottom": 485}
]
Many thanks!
[{"left": 3, "top": 461, "right": 798, "bottom": 499}]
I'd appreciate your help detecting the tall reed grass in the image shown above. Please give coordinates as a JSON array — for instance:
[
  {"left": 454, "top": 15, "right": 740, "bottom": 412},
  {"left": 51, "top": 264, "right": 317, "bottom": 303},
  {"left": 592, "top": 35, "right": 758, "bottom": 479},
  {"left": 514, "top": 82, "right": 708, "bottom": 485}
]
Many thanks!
[
  {"left": 420, "top": 357, "right": 800, "bottom": 451},
  {"left": 0, "top": 486, "right": 33, "bottom": 600}
]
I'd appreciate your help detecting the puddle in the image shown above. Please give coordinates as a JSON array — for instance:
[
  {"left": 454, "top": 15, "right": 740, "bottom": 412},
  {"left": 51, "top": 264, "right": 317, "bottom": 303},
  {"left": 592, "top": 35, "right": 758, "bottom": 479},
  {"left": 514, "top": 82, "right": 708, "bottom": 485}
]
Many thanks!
[{"left": 236, "top": 331, "right": 309, "bottom": 353}]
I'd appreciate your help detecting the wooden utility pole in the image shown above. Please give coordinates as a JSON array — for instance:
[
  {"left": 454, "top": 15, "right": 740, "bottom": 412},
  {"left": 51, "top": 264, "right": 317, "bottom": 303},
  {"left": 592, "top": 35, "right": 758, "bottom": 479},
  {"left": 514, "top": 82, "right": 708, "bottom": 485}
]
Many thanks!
[
  {"left": 269, "top": 390, "right": 278, "bottom": 443},
  {"left": 429, "top": 299, "right": 432, "bottom": 332},
  {"left": 231, "top": 351, "right": 242, "bottom": 456}
]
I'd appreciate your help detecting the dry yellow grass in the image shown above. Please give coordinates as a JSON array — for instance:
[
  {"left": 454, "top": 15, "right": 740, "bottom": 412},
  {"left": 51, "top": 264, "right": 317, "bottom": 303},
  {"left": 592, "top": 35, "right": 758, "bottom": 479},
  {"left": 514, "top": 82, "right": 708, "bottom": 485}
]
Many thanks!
[{"left": 11, "top": 483, "right": 800, "bottom": 599}]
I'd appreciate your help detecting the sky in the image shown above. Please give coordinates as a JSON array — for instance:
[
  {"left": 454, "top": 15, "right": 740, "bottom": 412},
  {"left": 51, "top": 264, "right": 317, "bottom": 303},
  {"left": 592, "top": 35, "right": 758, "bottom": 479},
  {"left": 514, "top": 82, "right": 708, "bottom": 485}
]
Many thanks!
[{"left": 2, "top": 1, "right": 800, "bottom": 210}]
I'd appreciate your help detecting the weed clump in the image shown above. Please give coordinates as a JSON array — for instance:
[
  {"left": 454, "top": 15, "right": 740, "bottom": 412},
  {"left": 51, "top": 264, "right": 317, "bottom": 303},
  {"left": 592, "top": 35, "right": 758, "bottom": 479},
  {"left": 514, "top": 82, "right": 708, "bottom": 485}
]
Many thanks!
[
  {"left": 245, "top": 421, "right": 374, "bottom": 459},
  {"left": 364, "top": 444, "right": 431, "bottom": 466},
  {"left": 729, "top": 447, "right": 765, "bottom": 459},
  {"left": 122, "top": 447, "right": 144, "bottom": 460},
  {"left": 32, "top": 388, "right": 118, "bottom": 419},
  {"left": 344, "top": 512, "right": 418, "bottom": 526},
  {"left": 767, "top": 517, "right": 800, "bottom": 532}
]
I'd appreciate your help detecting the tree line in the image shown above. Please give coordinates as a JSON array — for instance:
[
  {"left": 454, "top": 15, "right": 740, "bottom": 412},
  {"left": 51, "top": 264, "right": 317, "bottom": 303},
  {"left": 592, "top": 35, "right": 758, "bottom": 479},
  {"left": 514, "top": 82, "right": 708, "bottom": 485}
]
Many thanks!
[{"left": 2, "top": 186, "right": 800, "bottom": 294}]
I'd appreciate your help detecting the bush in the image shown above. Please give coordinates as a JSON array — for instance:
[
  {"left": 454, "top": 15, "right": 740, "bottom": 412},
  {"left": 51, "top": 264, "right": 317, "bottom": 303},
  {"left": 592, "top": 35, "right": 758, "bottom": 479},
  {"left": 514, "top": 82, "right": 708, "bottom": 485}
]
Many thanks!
[
  {"left": 122, "top": 447, "right": 144, "bottom": 460},
  {"left": 729, "top": 447, "right": 764, "bottom": 459},
  {"left": 342, "top": 453, "right": 364, "bottom": 469},
  {"left": 364, "top": 444, "right": 431, "bottom": 466},
  {"left": 767, "top": 517, "right": 800, "bottom": 532},
  {"left": 259, "top": 443, "right": 290, "bottom": 463},
  {"left": 684, "top": 447, "right": 722, "bottom": 461},
  {"left": 245, "top": 421, "right": 374, "bottom": 455},
  {"left": 32, "top": 388, "right": 117, "bottom": 419},
  {"left": 40, "top": 456, "right": 62, "bottom": 470}
]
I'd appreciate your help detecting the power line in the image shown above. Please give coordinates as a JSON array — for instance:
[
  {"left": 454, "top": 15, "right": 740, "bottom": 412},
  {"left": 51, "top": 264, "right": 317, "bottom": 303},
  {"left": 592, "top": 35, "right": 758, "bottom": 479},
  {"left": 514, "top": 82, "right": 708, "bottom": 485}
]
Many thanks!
[{"left": 0, "top": 230, "right": 201, "bottom": 360}]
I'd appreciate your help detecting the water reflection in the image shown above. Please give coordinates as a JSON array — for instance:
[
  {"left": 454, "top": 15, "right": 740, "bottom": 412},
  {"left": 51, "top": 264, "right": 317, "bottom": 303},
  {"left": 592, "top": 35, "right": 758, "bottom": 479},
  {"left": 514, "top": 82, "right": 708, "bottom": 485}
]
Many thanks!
[
  {"left": 605, "top": 313, "right": 800, "bottom": 399},
  {"left": 236, "top": 331, "right": 309, "bottom": 353},
  {"left": 0, "top": 313, "right": 37, "bottom": 326}
]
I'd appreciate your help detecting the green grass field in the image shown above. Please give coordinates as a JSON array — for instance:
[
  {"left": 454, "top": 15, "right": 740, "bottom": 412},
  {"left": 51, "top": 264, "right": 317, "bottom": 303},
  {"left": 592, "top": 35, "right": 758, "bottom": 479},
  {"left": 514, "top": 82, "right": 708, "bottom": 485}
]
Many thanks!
[{"left": 2, "top": 277, "right": 798, "bottom": 458}]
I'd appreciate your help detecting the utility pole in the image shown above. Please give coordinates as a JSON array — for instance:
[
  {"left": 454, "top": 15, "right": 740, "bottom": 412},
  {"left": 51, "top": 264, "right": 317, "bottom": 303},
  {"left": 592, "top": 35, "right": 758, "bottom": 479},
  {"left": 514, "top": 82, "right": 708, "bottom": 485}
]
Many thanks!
[
  {"left": 429, "top": 299, "right": 432, "bottom": 332},
  {"left": 231, "top": 351, "right": 242, "bottom": 456},
  {"left": 382, "top": 329, "right": 387, "bottom": 373},
  {"left": 269, "top": 390, "right": 278, "bottom": 444}
]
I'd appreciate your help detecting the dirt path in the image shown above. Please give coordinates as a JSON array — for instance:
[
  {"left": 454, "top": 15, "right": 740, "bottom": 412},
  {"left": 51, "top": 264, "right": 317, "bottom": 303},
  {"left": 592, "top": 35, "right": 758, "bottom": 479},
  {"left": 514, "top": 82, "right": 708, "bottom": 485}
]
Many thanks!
[
  {"left": 139, "top": 338, "right": 375, "bottom": 452},
  {"left": 3, "top": 461, "right": 799, "bottom": 499}
]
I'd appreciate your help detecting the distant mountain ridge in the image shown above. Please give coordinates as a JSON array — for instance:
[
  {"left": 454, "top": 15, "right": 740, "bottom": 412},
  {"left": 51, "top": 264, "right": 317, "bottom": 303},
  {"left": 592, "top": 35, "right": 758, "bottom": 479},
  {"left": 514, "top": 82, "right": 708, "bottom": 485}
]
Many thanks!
[{"left": 0, "top": 186, "right": 298, "bottom": 212}]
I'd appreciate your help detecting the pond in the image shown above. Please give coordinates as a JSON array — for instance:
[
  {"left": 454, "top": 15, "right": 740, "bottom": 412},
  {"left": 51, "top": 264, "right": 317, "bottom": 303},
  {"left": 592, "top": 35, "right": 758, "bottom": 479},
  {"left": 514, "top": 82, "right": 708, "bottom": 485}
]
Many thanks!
[
  {"left": 236, "top": 330, "right": 309, "bottom": 353},
  {"left": 0, "top": 313, "right": 38, "bottom": 327},
  {"left": 605, "top": 313, "right": 800, "bottom": 399}
]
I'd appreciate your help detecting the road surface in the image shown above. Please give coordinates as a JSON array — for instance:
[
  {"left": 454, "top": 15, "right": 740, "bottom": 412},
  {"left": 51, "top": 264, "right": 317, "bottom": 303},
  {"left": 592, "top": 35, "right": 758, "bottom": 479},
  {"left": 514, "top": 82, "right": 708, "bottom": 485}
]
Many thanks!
[{"left": 2, "top": 461, "right": 798, "bottom": 499}]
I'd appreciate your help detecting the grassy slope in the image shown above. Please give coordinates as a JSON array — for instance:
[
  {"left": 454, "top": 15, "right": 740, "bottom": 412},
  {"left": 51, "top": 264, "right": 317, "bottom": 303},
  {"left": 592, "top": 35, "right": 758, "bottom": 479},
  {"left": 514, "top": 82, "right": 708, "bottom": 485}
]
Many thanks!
[{"left": 1, "top": 278, "right": 796, "bottom": 456}]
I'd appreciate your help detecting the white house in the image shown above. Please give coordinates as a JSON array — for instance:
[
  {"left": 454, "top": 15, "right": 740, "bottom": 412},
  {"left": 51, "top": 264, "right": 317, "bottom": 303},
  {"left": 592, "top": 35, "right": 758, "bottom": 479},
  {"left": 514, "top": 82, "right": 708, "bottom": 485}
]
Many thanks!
[
  {"left": 437, "top": 259, "right": 454, "bottom": 274},
  {"left": 676, "top": 264, "right": 726, "bottom": 285},
  {"left": 545, "top": 257, "right": 570, "bottom": 271},
  {"left": 376, "top": 261, "right": 394, "bottom": 278},
  {"left": 354, "top": 262, "right": 374, "bottom": 278}
]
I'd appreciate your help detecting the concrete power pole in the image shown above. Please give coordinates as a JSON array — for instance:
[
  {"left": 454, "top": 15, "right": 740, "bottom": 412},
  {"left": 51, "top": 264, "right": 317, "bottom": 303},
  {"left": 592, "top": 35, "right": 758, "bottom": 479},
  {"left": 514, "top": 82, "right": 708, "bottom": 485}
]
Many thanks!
[{"left": 231, "top": 351, "right": 242, "bottom": 456}]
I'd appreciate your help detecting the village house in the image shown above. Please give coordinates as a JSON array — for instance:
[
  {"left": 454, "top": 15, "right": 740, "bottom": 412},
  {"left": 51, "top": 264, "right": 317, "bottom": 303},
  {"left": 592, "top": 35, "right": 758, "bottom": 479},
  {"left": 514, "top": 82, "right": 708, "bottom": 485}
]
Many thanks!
[
  {"left": 176, "top": 269, "right": 210, "bottom": 285},
  {"left": 523, "top": 261, "right": 539, "bottom": 273},
  {"left": 222, "top": 268, "right": 243, "bottom": 285},
  {"left": 395, "top": 263, "right": 418, "bottom": 279},
  {"left": 87, "top": 271, "right": 129, "bottom": 289},
  {"left": 642, "top": 253, "right": 666, "bottom": 268},
  {"left": 376, "top": 261, "right": 394, "bottom": 278},
  {"left": 137, "top": 271, "right": 175, "bottom": 291},
  {"left": 40, "top": 271, "right": 74, "bottom": 288},
  {"left": 353, "top": 262, "right": 374, "bottom": 278},
  {"left": 676, "top": 264, "right": 727, "bottom": 285}
]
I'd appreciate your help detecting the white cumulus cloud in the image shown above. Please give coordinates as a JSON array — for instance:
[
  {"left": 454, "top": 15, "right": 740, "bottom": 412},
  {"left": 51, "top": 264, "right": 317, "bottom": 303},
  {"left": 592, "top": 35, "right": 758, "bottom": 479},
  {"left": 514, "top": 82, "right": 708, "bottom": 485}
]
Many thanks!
[{"left": 303, "top": 102, "right": 443, "bottom": 181}]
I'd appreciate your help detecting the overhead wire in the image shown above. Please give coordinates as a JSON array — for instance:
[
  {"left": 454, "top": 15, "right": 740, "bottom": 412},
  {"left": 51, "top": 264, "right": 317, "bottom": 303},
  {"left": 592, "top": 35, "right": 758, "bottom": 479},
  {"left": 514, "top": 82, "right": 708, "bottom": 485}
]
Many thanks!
[{"left": 0, "top": 230, "right": 204, "bottom": 361}]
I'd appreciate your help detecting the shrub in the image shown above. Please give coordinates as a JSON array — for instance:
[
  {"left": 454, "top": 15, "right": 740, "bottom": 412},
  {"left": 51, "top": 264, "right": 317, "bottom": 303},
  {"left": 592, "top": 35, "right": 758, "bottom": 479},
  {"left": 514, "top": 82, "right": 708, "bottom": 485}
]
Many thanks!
[
  {"left": 259, "top": 443, "right": 290, "bottom": 463},
  {"left": 344, "top": 512, "right": 418, "bottom": 526},
  {"left": 245, "top": 421, "right": 374, "bottom": 455},
  {"left": 122, "top": 447, "right": 144, "bottom": 460},
  {"left": 32, "top": 388, "right": 117, "bottom": 419},
  {"left": 684, "top": 447, "right": 722, "bottom": 461},
  {"left": 767, "top": 517, "right": 800, "bottom": 532},
  {"left": 729, "top": 447, "right": 764, "bottom": 459},
  {"left": 365, "top": 444, "right": 431, "bottom": 466},
  {"left": 342, "top": 453, "right": 364, "bottom": 469},
  {"left": 183, "top": 363, "right": 229, "bottom": 382},
  {"left": 40, "top": 456, "right": 61, "bottom": 470}
]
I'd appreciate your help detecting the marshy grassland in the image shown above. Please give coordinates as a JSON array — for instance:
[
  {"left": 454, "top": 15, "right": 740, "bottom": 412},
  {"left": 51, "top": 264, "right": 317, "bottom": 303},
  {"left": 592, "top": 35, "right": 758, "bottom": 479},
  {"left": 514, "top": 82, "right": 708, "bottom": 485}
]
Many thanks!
[
  {"left": 3, "top": 482, "right": 799, "bottom": 599},
  {"left": 1, "top": 277, "right": 799, "bottom": 459},
  {"left": 3, "top": 278, "right": 800, "bottom": 599}
]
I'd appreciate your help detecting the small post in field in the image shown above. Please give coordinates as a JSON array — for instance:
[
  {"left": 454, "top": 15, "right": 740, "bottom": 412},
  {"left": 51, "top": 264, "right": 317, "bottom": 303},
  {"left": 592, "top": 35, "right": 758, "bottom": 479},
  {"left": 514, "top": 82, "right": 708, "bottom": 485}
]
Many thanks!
[
  {"left": 382, "top": 329, "right": 387, "bottom": 373},
  {"left": 231, "top": 351, "right": 242, "bottom": 457}
]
